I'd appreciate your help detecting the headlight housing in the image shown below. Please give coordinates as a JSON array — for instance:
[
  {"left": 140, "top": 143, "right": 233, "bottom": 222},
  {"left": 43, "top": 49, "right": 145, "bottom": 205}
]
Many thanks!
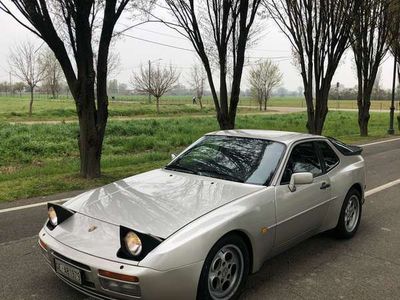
[
  {"left": 124, "top": 231, "right": 142, "bottom": 256},
  {"left": 46, "top": 203, "right": 75, "bottom": 230},
  {"left": 117, "top": 226, "right": 163, "bottom": 261},
  {"left": 48, "top": 206, "right": 58, "bottom": 226}
]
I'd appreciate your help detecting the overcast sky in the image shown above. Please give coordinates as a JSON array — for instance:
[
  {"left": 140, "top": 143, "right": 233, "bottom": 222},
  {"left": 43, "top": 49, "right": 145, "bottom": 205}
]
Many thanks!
[{"left": 0, "top": 8, "right": 396, "bottom": 92}]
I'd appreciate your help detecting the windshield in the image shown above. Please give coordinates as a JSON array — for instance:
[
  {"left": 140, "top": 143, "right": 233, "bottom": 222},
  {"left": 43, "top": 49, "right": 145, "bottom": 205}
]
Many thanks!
[{"left": 166, "top": 135, "right": 285, "bottom": 185}]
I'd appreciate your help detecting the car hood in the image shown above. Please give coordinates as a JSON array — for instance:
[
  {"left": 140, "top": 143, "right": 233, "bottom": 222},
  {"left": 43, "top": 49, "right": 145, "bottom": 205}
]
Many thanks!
[{"left": 64, "top": 169, "right": 264, "bottom": 239}]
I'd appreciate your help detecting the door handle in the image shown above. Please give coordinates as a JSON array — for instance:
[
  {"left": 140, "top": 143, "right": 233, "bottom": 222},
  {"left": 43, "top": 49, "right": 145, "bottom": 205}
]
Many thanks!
[{"left": 320, "top": 182, "right": 331, "bottom": 190}]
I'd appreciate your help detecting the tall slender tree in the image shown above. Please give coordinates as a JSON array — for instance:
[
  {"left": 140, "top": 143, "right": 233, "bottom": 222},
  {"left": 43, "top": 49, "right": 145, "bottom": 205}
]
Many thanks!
[
  {"left": 39, "top": 48, "right": 64, "bottom": 99},
  {"left": 8, "top": 41, "right": 47, "bottom": 116},
  {"left": 190, "top": 64, "right": 207, "bottom": 109},
  {"left": 352, "top": 0, "right": 390, "bottom": 136},
  {"left": 0, "top": 1, "right": 153, "bottom": 178},
  {"left": 248, "top": 60, "right": 282, "bottom": 111},
  {"left": 264, "top": 0, "right": 361, "bottom": 134},
  {"left": 163, "top": 0, "right": 262, "bottom": 129}
]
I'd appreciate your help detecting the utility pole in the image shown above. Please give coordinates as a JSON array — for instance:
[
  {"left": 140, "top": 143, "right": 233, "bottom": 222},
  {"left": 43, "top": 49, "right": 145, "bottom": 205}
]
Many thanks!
[
  {"left": 147, "top": 59, "right": 162, "bottom": 104},
  {"left": 336, "top": 82, "right": 340, "bottom": 101},
  {"left": 9, "top": 72, "right": 12, "bottom": 96},
  {"left": 148, "top": 60, "right": 151, "bottom": 104},
  {"left": 388, "top": 53, "right": 397, "bottom": 135}
]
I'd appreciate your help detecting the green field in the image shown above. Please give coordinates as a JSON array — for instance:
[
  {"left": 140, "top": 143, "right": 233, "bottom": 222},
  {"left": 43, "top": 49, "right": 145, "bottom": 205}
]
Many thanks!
[
  {"left": 0, "top": 97, "right": 219, "bottom": 122},
  {"left": 0, "top": 111, "right": 396, "bottom": 202},
  {"left": 0, "top": 95, "right": 399, "bottom": 123}
]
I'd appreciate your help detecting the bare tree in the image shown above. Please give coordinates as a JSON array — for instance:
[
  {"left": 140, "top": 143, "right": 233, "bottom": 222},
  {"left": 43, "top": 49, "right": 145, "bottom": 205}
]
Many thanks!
[
  {"left": 40, "top": 48, "right": 64, "bottom": 99},
  {"left": 0, "top": 1, "right": 154, "bottom": 178},
  {"left": 248, "top": 60, "right": 282, "bottom": 111},
  {"left": 163, "top": 0, "right": 262, "bottom": 129},
  {"left": 8, "top": 41, "right": 47, "bottom": 116},
  {"left": 132, "top": 64, "right": 179, "bottom": 113},
  {"left": 264, "top": 0, "right": 361, "bottom": 134},
  {"left": 352, "top": 0, "right": 390, "bottom": 137},
  {"left": 190, "top": 64, "right": 207, "bottom": 109}
]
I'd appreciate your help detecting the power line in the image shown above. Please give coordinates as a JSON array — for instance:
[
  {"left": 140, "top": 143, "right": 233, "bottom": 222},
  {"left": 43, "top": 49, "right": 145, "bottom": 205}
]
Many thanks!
[
  {"left": 121, "top": 33, "right": 195, "bottom": 52},
  {"left": 123, "top": 25, "right": 188, "bottom": 41},
  {"left": 121, "top": 33, "right": 291, "bottom": 60}
]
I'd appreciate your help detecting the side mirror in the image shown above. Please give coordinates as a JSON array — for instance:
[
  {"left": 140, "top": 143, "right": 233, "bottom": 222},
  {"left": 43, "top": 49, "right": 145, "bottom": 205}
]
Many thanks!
[
  {"left": 171, "top": 153, "right": 177, "bottom": 160},
  {"left": 288, "top": 172, "right": 313, "bottom": 192}
]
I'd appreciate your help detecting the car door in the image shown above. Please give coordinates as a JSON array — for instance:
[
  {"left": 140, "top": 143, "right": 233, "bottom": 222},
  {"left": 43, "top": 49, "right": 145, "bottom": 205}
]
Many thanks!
[{"left": 274, "top": 141, "right": 332, "bottom": 248}]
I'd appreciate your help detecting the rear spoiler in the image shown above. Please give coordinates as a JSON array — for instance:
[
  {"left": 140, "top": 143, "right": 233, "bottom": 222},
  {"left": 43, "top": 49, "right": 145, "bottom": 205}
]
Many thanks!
[{"left": 328, "top": 137, "right": 363, "bottom": 156}]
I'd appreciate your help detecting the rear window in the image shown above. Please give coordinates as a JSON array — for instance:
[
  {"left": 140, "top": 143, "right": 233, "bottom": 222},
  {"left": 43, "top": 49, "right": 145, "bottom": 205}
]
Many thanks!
[
  {"left": 316, "top": 141, "right": 339, "bottom": 172},
  {"left": 328, "top": 138, "right": 362, "bottom": 156}
]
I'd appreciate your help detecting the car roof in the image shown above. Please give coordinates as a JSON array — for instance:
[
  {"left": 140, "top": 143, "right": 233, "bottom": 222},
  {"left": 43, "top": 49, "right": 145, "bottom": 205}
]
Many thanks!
[{"left": 206, "top": 129, "right": 323, "bottom": 144}]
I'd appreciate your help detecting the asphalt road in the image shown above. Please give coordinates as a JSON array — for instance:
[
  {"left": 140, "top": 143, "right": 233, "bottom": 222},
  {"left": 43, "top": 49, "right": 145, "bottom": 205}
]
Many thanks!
[{"left": 1, "top": 138, "right": 400, "bottom": 300}]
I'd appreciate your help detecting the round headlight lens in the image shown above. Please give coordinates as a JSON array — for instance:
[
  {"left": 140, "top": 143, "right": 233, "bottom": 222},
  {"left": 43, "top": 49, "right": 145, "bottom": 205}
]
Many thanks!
[
  {"left": 48, "top": 206, "right": 58, "bottom": 226},
  {"left": 124, "top": 231, "right": 142, "bottom": 256}
]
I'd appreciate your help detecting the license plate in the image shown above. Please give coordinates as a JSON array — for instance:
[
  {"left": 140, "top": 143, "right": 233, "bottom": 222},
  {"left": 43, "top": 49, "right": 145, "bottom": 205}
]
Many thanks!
[{"left": 55, "top": 259, "right": 82, "bottom": 285}]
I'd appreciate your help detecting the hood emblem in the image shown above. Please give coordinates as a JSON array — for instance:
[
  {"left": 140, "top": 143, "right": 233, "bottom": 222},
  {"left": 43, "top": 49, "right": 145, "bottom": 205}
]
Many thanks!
[{"left": 88, "top": 225, "right": 97, "bottom": 232}]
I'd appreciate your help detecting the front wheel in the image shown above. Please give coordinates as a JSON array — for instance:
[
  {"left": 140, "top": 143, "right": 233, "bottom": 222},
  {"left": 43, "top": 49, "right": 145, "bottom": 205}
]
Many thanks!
[
  {"left": 197, "top": 234, "right": 250, "bottom": 300},
  {"left": 334, "top": 188, "right": 362, "bottom": 238}
]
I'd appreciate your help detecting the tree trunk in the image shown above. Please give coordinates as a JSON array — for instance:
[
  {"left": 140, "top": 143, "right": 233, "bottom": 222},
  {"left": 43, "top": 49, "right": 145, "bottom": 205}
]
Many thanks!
[
  {"left": 29, "top": 86, "right": 34, "bottom": 116},
  {"left": 358, "top": 113, "right": 369, "bottom": 136},
  {"left": 156, "top": 97, "right": 160, "bottom": 114},
  {"left": 314, "top": 87, "right": 330, "bottom": 135},
  {"left": 304, "top": 86, "right": 316, "bottom": 134},
  {"left": 76, "top": 78, "right": 102, "bottom": 179},
  {"left": 198, "top": 98, "right": 203, "bottom": 109},
  {"left": 217, "top": 113, "right": 234, "bottom": 130},
  {"left": 78, "top": 119, "right": 101, "bottom": 178},
  {"left": 51, "top": 85, "right": 56, "bottom": 99},
  {"left": 358, "top": 96, "right": 371, "bottom": 137},
  {"left": 73, "top": 1, "right": 105, "bottom": 179}
]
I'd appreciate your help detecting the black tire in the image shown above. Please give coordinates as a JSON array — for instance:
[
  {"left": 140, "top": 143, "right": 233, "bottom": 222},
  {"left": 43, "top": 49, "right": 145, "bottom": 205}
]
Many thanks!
[
  {"left": 334, "top": 188, "right": 362, "bottom": 239},
  {"left": 197, "top": 234, "right": 250, "bottom": 300}
]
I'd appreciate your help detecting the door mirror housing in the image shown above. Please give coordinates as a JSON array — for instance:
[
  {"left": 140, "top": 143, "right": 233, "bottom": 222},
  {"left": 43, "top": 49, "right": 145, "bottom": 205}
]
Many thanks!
[
  {"left": 171, "top": 153, "right": 177, "bottom": 160},
  {"left": 288, "top": 172, "right": 313, "bottom": 192}
]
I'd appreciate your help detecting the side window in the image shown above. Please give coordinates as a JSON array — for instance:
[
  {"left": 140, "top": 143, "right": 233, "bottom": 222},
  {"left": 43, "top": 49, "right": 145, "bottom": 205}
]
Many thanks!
[
  {"left": 317, "top": 141, "right": 340, "bottom": 172},
  {"left": 281, "top": 142, "right": 323, "bottom": 184}
]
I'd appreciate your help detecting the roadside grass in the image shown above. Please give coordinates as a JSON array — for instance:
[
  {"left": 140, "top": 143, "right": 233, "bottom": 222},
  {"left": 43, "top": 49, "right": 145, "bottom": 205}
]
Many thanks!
[{"left": 0, "top": 111, "right": 396, "bottom": 202}]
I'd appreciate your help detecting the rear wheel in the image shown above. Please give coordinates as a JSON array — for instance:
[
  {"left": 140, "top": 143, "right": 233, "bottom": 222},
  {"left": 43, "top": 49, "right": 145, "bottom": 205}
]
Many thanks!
[
  {"left": 197, "top": 234, "right": 250, "bottom": 300},
  {"left": 334, "top": 188, "right": 362, "bottom": 238}
]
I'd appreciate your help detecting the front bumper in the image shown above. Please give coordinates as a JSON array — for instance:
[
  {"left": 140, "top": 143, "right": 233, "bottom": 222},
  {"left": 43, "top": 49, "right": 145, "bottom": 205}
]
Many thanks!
[{"left": 38, "top": 228, "right": 203, "bottom": 300}]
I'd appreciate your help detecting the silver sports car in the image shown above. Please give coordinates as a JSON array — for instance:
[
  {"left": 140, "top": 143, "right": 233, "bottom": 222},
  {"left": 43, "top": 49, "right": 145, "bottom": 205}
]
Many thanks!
[{"left": 39, "top": 130, "right": 365, "bottom": 300}]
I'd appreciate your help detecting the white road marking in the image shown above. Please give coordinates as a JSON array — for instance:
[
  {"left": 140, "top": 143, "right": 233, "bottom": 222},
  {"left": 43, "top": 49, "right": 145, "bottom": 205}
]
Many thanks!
[
  {"left": 359, "top": 137, "right": 400, "bottom": 147},
  {"left": 0, "top": 198, "right": 70, "bottom": 214},
  {"left": 365, "top": 178, "right": 400, "bottom": 198}
]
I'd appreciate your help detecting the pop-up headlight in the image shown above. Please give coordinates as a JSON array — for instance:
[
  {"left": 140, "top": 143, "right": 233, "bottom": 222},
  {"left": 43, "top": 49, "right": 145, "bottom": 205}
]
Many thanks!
[{"left": 46, "top": 203, "right": 75, "bottom": 230}]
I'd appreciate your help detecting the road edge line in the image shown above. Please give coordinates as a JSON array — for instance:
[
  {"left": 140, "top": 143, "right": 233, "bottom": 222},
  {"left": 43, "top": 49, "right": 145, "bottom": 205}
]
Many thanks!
[
  {"left": 365, "top": 178, "right": 400, "bottom": 198},
  {"left": 0, "top": 198, "right": 70, "bottom": 214},
  {"left": 359, "top": 137, "right": 400, "bottom": 147}
]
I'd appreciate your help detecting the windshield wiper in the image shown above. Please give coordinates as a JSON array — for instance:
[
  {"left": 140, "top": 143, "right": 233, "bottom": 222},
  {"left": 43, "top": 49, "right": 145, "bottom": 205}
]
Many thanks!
[
  {"left": 165, "top": 165, "right": 197, "bottom": 175},
  {"left": 195, "top": 168, "right": 244, "bottom": 183}
]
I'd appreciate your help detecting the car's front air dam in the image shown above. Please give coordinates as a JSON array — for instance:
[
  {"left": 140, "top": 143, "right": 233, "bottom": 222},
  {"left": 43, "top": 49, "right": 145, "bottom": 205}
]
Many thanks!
[{"left": 39, "top": 228, "right": 203, "bottom": 300}]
